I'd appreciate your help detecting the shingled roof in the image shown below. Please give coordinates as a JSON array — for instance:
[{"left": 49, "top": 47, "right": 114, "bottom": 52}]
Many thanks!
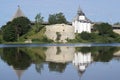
[{"left": 72, "top": 6, "right": 91, "bottom": 23}]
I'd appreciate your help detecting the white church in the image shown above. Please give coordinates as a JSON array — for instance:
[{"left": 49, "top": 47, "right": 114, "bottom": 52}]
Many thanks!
[{"left": 72, "top": 7, "right": 92, "bottom": 33}]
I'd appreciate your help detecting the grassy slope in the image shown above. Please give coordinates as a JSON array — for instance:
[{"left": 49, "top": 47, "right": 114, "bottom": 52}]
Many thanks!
[
  {"left": 21, "top": 47, "right": 46, "bottom": 63},
  {"left": 20, "top": 25, "right": 46, "bottom": 42}
]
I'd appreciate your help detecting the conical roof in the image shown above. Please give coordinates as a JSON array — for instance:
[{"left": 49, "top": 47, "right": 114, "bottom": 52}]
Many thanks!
[
  {"left": 15, "top": 69, "right": 25, "bottom": 80},
  {"left": 11, "top": 5, "right": 25, "bottom": 21}
]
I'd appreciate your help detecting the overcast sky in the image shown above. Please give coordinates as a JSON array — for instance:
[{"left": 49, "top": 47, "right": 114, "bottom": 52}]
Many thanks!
[{"left": 0, "top": 0, "right": 120, "bottom": 27}]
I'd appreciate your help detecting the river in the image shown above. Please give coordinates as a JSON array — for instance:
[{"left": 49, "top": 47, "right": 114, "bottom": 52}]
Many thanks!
[{"left": 0, "top": 43, "right": 120, "bottom": 80}]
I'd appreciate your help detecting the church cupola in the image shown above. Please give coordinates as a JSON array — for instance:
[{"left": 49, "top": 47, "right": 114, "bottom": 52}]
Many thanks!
[{"left": 77, "top": 6, "right": 85, "bottom": 16}]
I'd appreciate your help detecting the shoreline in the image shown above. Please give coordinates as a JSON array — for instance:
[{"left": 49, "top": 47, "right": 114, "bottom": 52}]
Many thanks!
[{"left": 0, "top": 43, "right": 120, "bottom": 48}]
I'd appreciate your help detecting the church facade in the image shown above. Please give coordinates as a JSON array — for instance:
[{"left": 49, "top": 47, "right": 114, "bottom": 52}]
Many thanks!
[{"left": 72, "top": 7, "right": 92, "bottom": 33}]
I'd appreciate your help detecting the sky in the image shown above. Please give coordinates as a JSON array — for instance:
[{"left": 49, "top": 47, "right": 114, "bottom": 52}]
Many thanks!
[{"left": 0, "top": 0, "right": 120, "bottom": 27}]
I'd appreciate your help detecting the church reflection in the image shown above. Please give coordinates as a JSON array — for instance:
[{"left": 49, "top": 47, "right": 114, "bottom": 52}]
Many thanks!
[
  {"left": 73, "top": 52, "right": 92, "bottom": 76},
  {"left": 0, "top": 46, "right": 120, "bottom": 80},
  {"left": 45, "top": 46, "right": 93, "bottom": 76}
]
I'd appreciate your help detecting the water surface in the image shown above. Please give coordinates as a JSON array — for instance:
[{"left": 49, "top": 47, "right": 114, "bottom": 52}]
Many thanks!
[{"left": 0, "top": 44, "right": 120, "bottom": 80}]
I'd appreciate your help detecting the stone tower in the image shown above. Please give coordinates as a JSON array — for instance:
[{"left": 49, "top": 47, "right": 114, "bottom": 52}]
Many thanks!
[{"left": 11, "top": 5, "right": 25, "bottom": 21}]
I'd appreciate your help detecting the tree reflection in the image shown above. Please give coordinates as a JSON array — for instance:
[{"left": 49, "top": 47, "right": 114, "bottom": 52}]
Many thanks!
[
  {"left": 48, "top": 62, "right": 67, "bottom": 73},
  {"left": 91, "top": 47, "right": 119, "bottom": 62},
  {"left": 1, "top": 47, "right": 31, "bottom": 70},
  {"left": 0, "top": 47, "right": 46, "bottom": 74},
  {"left": 20, "top": 47, "right": 46, "bottom": 74},
  {"left": 76, "top": 47, "right": 120, "bottom": 62},
  {"left": 76, "top": 47, "right": 91, "bottom": 53},
  {"left": 0, "top": 46, "right": 120, "bottom": 78}
]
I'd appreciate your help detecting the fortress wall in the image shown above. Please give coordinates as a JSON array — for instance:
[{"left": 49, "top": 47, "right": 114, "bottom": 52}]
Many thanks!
[{"left": 45, "top": 24, "right": 75, "bottom": 42}]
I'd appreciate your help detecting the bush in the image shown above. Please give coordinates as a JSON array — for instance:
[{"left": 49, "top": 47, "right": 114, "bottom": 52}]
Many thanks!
[
  {"left": 32, "top": 38, "right": 41, "bottom": 42},
  {"left": 42, "top": 36, "right": 53, "bottom": 43},
  {"left": 32, "top": 36, "right": 53, "bottom": 43},
  {"left": 80, "top": 32, "right": 91, "bottom": 40}
]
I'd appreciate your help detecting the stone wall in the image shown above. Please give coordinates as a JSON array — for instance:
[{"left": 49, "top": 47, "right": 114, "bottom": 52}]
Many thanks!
[
  {"left": 45, "top": 24, "right": 75, "bottom": 42},
  {"left": 113, "top": 30, "right": 120, "bottom": 35}
]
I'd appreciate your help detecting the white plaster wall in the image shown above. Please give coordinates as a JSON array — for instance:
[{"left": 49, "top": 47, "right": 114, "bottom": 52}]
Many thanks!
[
  {"left": 79, "top": 16, "right": 85, "bottom": 20},
  {"left": 72, "top": 21, "right": 91, "bottom": 33}
]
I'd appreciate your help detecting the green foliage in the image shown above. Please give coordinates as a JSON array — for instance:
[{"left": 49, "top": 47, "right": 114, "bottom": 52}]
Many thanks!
[
  {"left": 48, "top": 14, "right": 57, "bottom": 24},
  {"left": 32, "top": 36, "right": 53, "bottom": 43},
  {"left": 42, "top": 36, "right": 53, "bottom": 42},
  {"left": 48, "top": 12, "right": 67, "bottom": 24},
  {"left": 12, "top": 17, "right": 31, "bottom": 36},
  {"left": 3, "top": 24, "right": 17, "bottom": 42},
  {"left": 20, "top": 27, "right": 50, "bottom": 43},
  {"left": 67, "top": 23, "right": 120, "bottom": 43},
  {"left": 80, "top": 32, "right": 91, "bottom": 40},
  {"left": 35, "top": 13, "right": 44, "bottom": 33},
  {"left": 2, "top": 17, "right": 31, "bottom": 42},
  {"left": 93, "top": 23, "right": 113, "bottom": 36}
]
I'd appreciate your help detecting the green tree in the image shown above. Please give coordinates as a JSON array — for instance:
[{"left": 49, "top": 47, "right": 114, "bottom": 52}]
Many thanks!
[
  {"left": 48, "top": 12, "right": 67, "bottom": 24},
  {"left": 93, "top": 23, "right": 113, "bottom": 36},
  {"left": 2, "top": 17, "right": 31, "bottom": 42},
  {"left": 35, "top": 13, "right": 44, "bottom": 32},
  {"left": 3, "top": 24, "right": 17, "bottom": 42},
  {"left": 12, "top": 17, "right": 31, "bottom": 36},
  {"left": 56, "top": 12, "right": 67, "bottom": 23},
  {"left": 48, "top": 14, "right": 57, "bottom": 24}
]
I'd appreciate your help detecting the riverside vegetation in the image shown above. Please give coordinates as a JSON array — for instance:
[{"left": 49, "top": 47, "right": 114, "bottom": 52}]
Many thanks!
[{"left": 1, "top": 12, "right": 120, "bottom": 43}]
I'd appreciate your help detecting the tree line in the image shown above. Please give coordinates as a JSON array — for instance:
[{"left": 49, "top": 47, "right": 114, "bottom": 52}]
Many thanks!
[
  {"left": 1, "top": 12, "right": 67, "bottom": 42},
  {"left": 1, "top": 12, "right": 120, "bottom": 43}
]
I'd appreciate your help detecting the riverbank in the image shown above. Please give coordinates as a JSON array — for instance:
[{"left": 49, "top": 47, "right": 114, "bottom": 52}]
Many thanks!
[{"left": 1, "top": 43, "right": 120, "bottom": 48}]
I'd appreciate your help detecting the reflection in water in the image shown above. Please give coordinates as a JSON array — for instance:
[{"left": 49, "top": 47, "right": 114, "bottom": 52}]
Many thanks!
[
  {"left": 45, "top": 46, "right": 75, "bottom": 73},
  {"left": 45, "top": 46, "right": 75, "bottom": 63},
  {"left": 73, "top": 52, "right": 92, "bottom": 76},
  {"left": 0, "top": 46, "right": 120, "bottom": 80},
  {"left": 48, "top": 62, "right": 67, "bottom": 73},
  {"left": 1, "top": 47, "right": 31, "bottom": 80}
]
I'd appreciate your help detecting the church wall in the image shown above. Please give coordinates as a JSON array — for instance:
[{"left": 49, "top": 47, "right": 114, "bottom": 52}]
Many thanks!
[
  {"left": 79, "top": 16, "right": 85, "bottom": 20},
  {"left": 72, "top": 20, "right": 91, "bottom": 33}
]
